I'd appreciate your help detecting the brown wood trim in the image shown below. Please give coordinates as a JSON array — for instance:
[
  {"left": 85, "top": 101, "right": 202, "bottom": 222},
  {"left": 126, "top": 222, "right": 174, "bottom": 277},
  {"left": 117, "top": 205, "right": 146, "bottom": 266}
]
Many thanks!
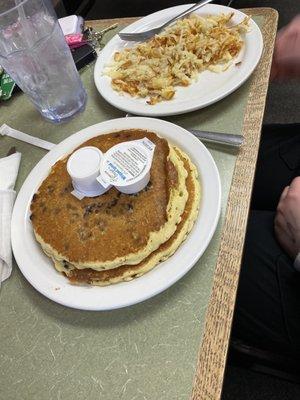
[
  {"left": 86, "top": 17, "right": 138, "bottom": 27},
  {"left": 191, "top": 8, "right": 278, "bottom": 400}
]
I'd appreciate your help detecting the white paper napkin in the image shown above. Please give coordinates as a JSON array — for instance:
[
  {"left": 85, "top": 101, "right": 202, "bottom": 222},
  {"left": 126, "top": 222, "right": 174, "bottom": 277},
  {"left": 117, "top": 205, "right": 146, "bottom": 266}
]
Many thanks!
[{"left": 0, "top": 152, "right": 21, "bottom": 282}]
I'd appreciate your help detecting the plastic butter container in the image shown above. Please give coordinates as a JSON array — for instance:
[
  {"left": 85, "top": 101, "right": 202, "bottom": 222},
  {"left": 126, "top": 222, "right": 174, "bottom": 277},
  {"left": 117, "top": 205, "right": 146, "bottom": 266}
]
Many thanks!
[
  {"left": 67, "top": 138, "right": 156, "bottom": 199},
  {"left": 67, "top": 146, "right": 111, "bottom": 200},
  {"left": 97, "top": 138, "right": 156, "bottom": 194}
]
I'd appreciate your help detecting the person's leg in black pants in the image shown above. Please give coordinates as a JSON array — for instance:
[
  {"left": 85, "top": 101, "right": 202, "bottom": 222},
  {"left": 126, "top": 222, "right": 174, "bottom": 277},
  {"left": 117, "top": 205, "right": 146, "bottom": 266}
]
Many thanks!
[{"left": 232, "top": 123, "right": 300, "bottom": 355}]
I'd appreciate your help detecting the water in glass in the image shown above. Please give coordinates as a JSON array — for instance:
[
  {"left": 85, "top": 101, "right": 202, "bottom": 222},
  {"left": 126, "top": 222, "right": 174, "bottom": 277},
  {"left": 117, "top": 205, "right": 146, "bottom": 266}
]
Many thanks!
[{"left": 0, "top": 0, "right": 87, "bottom": 123}]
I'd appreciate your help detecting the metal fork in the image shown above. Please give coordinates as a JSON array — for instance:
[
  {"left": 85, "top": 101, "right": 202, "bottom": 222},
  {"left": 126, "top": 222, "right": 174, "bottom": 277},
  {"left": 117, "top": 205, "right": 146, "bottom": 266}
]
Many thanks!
[{"left": 118, "top": 0, "right": 213, "bottom": 42}]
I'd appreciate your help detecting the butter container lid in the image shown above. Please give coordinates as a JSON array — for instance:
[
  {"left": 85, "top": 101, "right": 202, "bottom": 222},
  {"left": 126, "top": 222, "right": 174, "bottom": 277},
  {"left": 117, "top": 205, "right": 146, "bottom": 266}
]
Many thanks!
[
  {"left": 67, "top": 146, "right": 111, "bottom": 199},
  {"left": 97, "top": 138, "right": 155, "bottom": 194}
]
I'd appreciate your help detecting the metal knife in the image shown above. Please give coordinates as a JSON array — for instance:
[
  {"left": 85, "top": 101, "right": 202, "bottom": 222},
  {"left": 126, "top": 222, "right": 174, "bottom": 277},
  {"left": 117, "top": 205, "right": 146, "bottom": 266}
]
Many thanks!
[
  {"left": 125, "top": 114, "right": 243, "bottom": 147},
  {"left": 189, "top": 129, "right": 243, "bottom": 147}
]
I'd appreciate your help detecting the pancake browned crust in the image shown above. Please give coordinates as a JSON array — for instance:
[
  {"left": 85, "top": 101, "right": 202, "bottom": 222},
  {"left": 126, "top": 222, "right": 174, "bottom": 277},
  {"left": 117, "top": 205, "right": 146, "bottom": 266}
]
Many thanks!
[
  {"left": 55, "top": 147, "right": 200, "bottom": 285},
  {"left": 30, "top": 130, "right": 188, "bottom": 270}
]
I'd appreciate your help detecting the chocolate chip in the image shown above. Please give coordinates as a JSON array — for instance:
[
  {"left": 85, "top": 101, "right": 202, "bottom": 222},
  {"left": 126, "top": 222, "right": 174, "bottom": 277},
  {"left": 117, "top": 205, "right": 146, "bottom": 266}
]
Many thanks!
[
  {"left": 108, "top": 198, "right": 118, "bottom": 208},
  {"left": 83, "top": 203, "right": 103, "bottom": 217},
  {"left": 125, "top": 203, "right": 134, "bottom": 212},
  {"left": 29, "top": 213, "right": 34, "bottom": 220},
  {"left": 62, "top": 184, "right": 73, "bottom": 194},
  {"left": 32, "top": 194, "right": 37, "bottom": 202},
  {"left": 83, "top": 204, "right": 95, "bottom": 217}
]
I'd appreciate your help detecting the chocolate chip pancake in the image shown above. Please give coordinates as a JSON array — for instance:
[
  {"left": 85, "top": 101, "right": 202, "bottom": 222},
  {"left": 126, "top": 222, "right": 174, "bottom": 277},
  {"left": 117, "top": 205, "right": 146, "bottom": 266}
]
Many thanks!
[
  {"left": 54, "top": 147, "right": 200, "bottom": 285},
  {"left": 30, "top": 130, "right": 188, "bottom": 271}
]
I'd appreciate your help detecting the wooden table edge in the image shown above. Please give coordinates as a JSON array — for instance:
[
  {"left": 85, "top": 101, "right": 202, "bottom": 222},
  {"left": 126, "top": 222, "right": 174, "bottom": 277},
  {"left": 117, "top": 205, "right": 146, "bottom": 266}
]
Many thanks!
[
  {"left": 191, "top": 7, "right": 278, "bottom": 400},
  {"left": 87, "top": 7, "right": 278, "bottom": 400}
]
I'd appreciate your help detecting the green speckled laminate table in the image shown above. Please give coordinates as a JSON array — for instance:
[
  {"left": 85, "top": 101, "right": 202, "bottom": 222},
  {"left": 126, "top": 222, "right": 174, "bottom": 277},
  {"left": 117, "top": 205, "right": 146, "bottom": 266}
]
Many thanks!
[{"left": 0, "top": 8, "right": 277, "bottom": 400}]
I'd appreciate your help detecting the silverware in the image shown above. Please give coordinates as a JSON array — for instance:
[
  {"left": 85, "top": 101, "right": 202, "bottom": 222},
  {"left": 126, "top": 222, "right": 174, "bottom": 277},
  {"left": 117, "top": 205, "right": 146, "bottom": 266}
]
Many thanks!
[
  {"left": 118, "top": 0, "right": 213, "bottom": 42},
  {"left": 125, "top": 114, "right": 243, "bottom": 147},
  {"left": 189, "top": 129, "right": 243, "bottom": 147}
]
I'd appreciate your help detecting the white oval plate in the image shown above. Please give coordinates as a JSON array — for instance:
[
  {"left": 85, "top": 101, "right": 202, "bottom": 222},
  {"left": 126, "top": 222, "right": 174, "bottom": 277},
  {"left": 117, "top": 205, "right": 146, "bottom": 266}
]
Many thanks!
[
  {"left": 11, "top": 118, "right": 221, "bottom": 310},
  {"left": 94, "top": 4, "right": 263, "bottom": 117}
]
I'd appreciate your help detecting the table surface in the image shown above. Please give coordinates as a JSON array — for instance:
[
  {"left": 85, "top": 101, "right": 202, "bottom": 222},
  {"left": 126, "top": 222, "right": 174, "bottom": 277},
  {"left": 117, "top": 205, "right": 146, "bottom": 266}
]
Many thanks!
[{"left": 0, "top": 8, "right": 277, "bottom": 400}]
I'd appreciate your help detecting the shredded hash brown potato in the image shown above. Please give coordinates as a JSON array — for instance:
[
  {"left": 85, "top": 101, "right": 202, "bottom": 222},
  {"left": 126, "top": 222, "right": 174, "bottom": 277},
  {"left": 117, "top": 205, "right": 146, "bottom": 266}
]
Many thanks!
[{"left": 105, "top": 13, "right": 250, "bottom": 105}]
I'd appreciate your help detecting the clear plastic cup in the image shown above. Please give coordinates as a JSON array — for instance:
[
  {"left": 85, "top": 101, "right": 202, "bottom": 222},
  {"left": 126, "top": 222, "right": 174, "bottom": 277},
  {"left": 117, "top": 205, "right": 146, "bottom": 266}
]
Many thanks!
[{"left": 0, "top": 0, "right": 87, "bottom": 123}]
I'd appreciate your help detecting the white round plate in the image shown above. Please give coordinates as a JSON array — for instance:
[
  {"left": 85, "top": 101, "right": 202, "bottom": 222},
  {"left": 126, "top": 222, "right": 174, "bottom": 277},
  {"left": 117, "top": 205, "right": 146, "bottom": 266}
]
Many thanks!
[
  {"left": 11, "top": 118, "right": 221, "bottom": 310},
  {"left": 94, "top": 4, "right": 263, "bottom": 117}
]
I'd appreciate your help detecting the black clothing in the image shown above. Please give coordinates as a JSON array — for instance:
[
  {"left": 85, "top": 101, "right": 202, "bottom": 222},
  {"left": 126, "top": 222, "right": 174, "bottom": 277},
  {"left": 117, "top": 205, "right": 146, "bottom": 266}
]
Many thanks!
[{"left": 232, "top": 123, "right": 300, "bottom": 355}]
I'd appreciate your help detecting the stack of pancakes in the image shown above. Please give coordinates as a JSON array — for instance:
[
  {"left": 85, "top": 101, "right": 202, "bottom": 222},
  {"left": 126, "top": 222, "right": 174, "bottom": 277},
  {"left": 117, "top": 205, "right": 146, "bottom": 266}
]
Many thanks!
[{"left": 30, "top": 129, "right": 200, "bottom": 285}]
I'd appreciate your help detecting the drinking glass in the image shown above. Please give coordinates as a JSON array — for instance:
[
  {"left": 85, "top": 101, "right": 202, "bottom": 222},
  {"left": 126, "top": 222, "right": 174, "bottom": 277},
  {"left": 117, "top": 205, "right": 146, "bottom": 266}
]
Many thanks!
[{"left": 0, "top": 0, "right": 87, "bottom": 123}]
